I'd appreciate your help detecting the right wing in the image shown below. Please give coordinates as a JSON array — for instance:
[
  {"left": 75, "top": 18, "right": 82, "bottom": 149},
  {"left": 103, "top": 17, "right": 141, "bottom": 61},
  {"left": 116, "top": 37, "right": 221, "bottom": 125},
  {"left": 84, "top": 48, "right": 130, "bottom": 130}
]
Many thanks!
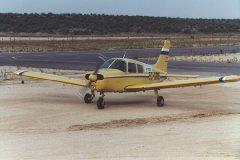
[
  {"left": 15, "top": 70, "right": 87, "bottom": 86},
  {"left": 125, "top": 75, "right": 240, "bottom": 92}
]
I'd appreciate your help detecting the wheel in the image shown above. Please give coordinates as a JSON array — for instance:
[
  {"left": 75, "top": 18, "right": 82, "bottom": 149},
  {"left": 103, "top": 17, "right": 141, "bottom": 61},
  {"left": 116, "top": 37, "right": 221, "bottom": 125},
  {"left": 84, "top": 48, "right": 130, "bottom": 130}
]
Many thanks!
[
  {"left": 97, "top": 97, "right": 105, "bottom": 109},
  {"left": 84, "top": 93, "right": 92, "bottom": 104},
  {"left": 157, "top": 96, "right": 164, "bottom": 107}
]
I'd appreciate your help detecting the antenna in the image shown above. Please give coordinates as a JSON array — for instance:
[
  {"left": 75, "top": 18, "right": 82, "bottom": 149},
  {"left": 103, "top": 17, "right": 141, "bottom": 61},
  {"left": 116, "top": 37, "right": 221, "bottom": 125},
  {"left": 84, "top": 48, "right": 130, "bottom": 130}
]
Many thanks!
[{"left": 123, "top": 50, "right": 128, "bottom": 58}]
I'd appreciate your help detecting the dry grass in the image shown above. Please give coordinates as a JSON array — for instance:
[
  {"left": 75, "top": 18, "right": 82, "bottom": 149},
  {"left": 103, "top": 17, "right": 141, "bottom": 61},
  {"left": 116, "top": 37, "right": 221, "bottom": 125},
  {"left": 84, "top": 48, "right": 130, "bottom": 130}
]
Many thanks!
[{"left": 0, "top": 34, "right": 239, "bottom": 52}]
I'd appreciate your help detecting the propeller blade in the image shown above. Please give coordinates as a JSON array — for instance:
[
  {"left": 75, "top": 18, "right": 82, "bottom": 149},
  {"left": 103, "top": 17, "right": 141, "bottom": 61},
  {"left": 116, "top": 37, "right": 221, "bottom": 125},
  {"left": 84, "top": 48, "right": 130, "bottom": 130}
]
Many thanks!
[
  {"left": 79, "top": 86, "right": 90, "bottom": 98},
  {"left": 93, "top": 53, "right": 107, "bottom": 74},
  {"left": 80, "top": 52, "right": 107, "bottom": 98}
]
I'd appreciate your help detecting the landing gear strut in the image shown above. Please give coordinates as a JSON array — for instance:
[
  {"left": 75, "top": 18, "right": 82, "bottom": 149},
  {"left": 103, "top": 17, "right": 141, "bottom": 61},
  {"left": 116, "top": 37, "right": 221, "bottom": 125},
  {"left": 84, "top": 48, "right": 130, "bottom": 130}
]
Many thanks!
[
  {"left": 97, "top": 92, "right": 105, "bottom": 110},
  {"left": 154, "top": 90, "right": 165, "bottom": 107}
]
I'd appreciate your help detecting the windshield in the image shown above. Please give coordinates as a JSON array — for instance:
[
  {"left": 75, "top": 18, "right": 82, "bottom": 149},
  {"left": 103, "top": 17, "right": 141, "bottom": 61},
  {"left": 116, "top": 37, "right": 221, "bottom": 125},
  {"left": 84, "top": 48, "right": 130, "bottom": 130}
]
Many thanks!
[
  {"left": 100, "top": 59, "right": 114, "bottom": 69},
  {"left": 100, "top": 59, "right": 126, "bottom": 72},
  {"left": 110, "top": 59, "right": 126, "bottom": 72}
]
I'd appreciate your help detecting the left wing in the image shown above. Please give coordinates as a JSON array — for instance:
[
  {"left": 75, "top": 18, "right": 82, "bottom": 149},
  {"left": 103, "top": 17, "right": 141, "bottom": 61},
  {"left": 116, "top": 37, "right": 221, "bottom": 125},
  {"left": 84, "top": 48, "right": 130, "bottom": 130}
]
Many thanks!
[
  {"left": 15, "top": 70, "right": 87, "bottom": 86},
  {"left": 166, "top": 74, "right": 199, "bottom": 78},
  {"left": 125, "top": 75, "right": 240, "bottom": 92}
]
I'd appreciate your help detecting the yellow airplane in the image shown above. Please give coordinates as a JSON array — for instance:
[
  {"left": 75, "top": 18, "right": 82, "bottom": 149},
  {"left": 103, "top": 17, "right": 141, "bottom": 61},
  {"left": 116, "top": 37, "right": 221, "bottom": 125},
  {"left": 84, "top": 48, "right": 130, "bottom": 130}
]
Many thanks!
[{"left": 15, "top": 40, "right": 240, "bottom": 109}]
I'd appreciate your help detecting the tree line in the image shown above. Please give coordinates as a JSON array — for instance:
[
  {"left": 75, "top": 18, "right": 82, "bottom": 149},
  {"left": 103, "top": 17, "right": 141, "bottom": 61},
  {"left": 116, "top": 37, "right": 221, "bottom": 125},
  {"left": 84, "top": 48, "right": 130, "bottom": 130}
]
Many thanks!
[{"left": 0, "top": 13, "right": 239, "bottom": 35}]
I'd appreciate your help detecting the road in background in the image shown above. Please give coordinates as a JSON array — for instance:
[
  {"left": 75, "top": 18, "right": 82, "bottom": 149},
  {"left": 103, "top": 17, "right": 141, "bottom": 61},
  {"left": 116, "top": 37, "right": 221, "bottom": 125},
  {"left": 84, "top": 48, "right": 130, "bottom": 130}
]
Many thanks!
[{"left": 0, "top": 45, "right": 239, "bottom": 75}]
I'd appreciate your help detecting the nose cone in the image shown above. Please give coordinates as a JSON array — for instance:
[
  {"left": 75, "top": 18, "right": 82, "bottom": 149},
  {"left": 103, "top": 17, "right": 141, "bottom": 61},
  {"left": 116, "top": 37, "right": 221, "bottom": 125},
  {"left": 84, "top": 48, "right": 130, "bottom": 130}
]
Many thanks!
[{"left": 89, "top": 74, "right": 97, "bottom": 82}]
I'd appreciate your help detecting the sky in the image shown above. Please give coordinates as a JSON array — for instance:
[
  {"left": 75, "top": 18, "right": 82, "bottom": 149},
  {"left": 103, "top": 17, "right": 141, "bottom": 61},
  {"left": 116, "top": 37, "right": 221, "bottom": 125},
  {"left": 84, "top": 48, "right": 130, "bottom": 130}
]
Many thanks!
[{"left": 0, "top": 0, "right": 239, "bottom": 19}]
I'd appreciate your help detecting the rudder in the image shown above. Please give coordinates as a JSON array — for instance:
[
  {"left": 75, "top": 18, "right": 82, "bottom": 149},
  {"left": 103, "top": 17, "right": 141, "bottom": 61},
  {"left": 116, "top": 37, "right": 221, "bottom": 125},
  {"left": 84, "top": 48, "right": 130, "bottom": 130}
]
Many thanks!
[{"left": 153, "top": 40, "right": 170, "bottom": 73}]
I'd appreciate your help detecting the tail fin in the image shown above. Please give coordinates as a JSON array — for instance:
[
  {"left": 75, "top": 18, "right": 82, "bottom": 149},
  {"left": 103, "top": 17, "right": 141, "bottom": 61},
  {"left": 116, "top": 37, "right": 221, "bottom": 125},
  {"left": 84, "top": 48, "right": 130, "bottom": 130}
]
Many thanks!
[{"left": 153, "top": 40, "right": 170, "bottom": 73}]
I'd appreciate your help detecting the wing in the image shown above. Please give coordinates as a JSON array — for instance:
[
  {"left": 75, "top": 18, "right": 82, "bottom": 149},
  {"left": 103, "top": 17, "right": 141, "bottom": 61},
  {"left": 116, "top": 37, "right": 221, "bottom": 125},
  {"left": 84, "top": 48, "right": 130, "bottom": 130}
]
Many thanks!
[
  {"left": 15, "top": 70, "right": 87, "bottom": 86},
  {"left": 166, "top": 74, "right": 199, "bottom": 78},
  {"left": 125, "top": 75, "right": 240, "bottom": 92},
  {"left": 104, "top": 73, "right": 199, "bottom": 79}
]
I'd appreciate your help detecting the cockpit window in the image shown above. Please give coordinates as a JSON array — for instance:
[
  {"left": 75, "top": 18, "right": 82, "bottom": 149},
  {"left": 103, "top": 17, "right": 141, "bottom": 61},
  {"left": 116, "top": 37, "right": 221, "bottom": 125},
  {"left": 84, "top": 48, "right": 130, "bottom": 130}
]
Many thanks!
[
  {"left": 137, "top": 64, "right": 144, "bottom": 73},
  {"left": 100, "top": 59, "right": 126, "bottom": 72},
  {"left": 128, "top": 63, "right": 137, "bottom": 73},
  {"left": 110, "top": 59, "right": 126, "bottom": 72},
  {"left": 100, "top": 59, "right": 114, "bottom": 69}
]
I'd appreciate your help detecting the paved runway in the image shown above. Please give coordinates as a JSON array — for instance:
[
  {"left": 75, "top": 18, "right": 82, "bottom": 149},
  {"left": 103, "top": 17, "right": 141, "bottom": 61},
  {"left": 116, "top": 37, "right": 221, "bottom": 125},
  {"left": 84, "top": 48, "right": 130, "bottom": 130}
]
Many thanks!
[{"left": 0, "top": 45, "right": 239, "bottom": 75}]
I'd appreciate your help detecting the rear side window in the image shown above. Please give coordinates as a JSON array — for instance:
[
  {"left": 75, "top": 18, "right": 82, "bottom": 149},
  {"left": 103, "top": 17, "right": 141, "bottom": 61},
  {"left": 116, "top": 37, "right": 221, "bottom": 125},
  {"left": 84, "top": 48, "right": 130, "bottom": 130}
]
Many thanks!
[
  {"left": 128, "top": 63, "right": 137, "bottom": 73},
  {"left": 137, "top": 64, "right": 144, "bottom": 73}
]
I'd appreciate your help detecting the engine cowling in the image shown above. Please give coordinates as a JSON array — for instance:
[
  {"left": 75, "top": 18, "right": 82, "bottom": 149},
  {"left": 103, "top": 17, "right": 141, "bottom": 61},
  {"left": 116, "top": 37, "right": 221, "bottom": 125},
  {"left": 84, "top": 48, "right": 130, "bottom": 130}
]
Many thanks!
[{"left": 85, "top": 73, "right": 104, "bottom": 82}]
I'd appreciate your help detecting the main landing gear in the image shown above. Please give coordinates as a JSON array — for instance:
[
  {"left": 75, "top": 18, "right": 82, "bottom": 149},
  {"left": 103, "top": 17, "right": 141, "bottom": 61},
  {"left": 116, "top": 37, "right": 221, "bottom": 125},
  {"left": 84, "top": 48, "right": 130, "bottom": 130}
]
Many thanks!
[
  {"left": 84, "top": 90, "right": 95, "bottom": 104},
  {"left": 155, "top": 90, "right": 165, "bottom": 107},
  {"left": 84, "top": 93, "right": 93, "bottom": 104},
  {"left": 84, "top": 92, "right": 105, "bottom": 110},
  {"left": 84, "top": 90, "right": 164, "bottom": 109},
  {"left": 157, "top": 96, "right": 164, "bottom": 106}
]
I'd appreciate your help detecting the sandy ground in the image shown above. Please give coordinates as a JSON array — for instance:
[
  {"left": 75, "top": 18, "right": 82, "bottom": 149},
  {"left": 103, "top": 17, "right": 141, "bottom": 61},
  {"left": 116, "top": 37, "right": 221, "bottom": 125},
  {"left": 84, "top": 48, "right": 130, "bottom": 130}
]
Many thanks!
[{"left": 0, "top": 76, "right": 240, "bottom": 159}]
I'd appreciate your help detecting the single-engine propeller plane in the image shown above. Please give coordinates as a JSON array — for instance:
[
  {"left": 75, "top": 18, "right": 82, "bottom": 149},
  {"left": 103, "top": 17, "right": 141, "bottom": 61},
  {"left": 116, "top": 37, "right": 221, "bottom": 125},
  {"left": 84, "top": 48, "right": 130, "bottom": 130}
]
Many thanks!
[{"left": 15, "top": 40, "right": 240, "bottom": 109}]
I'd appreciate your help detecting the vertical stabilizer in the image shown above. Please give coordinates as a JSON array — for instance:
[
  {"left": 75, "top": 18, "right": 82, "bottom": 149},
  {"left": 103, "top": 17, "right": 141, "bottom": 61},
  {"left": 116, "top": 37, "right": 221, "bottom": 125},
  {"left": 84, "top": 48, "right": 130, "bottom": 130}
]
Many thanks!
[{"left": 153, "top": 40, "right": 170, "bottom": 72}]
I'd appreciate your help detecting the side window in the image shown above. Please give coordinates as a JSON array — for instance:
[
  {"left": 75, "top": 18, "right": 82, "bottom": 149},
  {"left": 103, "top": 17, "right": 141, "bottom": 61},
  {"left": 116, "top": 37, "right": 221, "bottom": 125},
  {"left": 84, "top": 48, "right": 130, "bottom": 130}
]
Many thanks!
[
  {"left": 128, "top": 63, "right": 137, "bottom": 73},
  {"left": 137, "top": 64, "right": 144, "bottom": 73}
]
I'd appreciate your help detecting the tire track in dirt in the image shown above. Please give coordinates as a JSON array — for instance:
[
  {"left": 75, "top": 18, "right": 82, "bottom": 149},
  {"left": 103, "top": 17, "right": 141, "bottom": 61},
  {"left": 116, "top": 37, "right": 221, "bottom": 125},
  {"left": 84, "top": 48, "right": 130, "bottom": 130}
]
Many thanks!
[{"left": 68, "top": 111, "right": 240, "bottom": 132}]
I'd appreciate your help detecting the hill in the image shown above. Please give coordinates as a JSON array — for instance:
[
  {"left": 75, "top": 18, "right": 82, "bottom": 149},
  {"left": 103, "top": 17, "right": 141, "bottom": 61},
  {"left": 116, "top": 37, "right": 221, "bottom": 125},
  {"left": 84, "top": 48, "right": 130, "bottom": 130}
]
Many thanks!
[{"left": 0, "top": 13, "right": 239, "bottom": 35}]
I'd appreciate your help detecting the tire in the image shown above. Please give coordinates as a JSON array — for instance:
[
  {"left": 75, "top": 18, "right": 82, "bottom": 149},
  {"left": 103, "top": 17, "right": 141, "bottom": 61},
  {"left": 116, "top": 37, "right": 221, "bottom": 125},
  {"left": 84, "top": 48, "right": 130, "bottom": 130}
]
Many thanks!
[
  {"left": 157, "top": 96, "right": 164, "bottom": 107},
  {"left": 84, "top": 93, "right": 92, "bottom": 104},
  {"left": 97, "top": 97, "right": 105, "bottom": 109}
]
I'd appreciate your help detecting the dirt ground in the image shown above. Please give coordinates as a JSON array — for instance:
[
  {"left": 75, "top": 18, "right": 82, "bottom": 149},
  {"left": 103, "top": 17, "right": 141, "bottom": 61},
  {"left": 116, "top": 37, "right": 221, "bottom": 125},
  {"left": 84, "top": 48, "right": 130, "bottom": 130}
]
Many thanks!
[{"left": 0, "top": 77, "right": 240, "bottom": 159}]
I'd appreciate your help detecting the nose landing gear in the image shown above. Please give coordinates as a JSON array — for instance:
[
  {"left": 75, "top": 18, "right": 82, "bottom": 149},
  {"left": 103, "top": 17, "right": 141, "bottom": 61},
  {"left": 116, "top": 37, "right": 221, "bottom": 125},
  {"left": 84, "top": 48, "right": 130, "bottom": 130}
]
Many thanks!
[{"left": 97, "top": 92, "right": 105, "bottom": 110}]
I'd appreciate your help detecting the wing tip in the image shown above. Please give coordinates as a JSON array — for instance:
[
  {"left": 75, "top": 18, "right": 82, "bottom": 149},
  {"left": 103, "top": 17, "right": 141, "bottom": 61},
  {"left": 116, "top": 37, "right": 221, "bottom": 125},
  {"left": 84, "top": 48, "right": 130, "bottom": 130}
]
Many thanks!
[
  {"left": 15, "top": 70, "right": 29, "bottom": 76},
  {"left": 219, "top": 75, "right": 240, "bottom": 82}
]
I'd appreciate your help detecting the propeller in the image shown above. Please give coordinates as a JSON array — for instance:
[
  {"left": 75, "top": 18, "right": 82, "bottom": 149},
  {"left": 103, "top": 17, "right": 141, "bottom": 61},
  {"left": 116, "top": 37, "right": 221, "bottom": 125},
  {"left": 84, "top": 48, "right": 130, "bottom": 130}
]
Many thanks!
[{"left": 79, "top": 53, "right": 107, "bottom": 98}]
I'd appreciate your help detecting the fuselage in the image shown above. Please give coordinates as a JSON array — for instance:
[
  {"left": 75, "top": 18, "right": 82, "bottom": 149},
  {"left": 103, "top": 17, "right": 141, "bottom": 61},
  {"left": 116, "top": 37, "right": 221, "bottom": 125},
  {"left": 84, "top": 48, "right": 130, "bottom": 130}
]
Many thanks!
[{"left": 86, "top": 58, "right": 167, "bottom": 92}]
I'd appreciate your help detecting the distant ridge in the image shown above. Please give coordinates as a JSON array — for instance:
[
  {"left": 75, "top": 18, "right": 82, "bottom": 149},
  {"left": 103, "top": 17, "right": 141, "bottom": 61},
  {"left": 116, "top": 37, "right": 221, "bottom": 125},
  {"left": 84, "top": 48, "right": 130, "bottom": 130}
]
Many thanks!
[{"left": 0, "top": 13, "right": 239, "bottom": 35}]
